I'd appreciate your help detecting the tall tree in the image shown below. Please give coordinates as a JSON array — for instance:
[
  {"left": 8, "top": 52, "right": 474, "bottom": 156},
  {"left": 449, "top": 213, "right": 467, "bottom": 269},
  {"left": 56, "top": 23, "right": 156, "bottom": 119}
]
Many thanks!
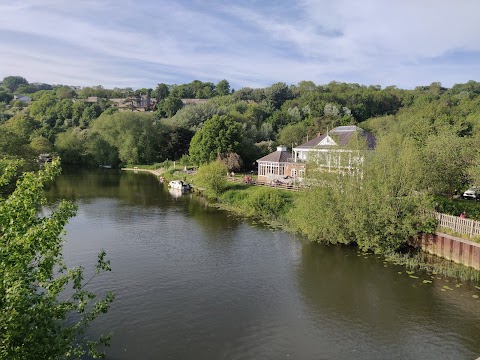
[
  {"left": 216, "top": 80, "right": 230, "bottom": 96},
  {"left": 422, "top": 132, "right": 476, "bottom": 198},
  {"left": 152, "top": 83, "right": 170, "bottom": 101},
  {"left": 2, "top": 76, "right": 28, "bottom": 92},
  {"left": 156, "top": 96, "right": 183, "bottom": 118},
  {"left": 189, "top": 114, "right": 243, "bottom": 164}
]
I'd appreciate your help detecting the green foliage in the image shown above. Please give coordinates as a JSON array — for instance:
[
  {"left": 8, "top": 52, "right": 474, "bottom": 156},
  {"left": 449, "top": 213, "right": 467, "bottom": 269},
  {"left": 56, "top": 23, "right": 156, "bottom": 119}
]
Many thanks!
[
  {"left": 1, "top": 76, "right": 28, "bottom": 92},
  {"left": 216, "top": 80, "right": 230, "bottom": 96},
  {"left": 247, "top": 187, "right": 292, "bottom": 219},
  {"left": 219, "top": 185, "right": 293, "bottom": 220},
  {"left": 0, "top": 159, "right": 114, "bottom": 359},
  {"left": 289, "top": 133, "right": 434, "bottom": 253},
  {"left": 189, "top": 114, "right": 243, "bottom": 165},
  {"left": 55, "top": 128, "right": 88, "bottom": 164},
  {"left": 152, "top": 83, "right": 170, "bottom": 101},
  {"left": 89, "top": 112, "right": 168, "bottom": 164},
  {"left": 277, "top": 122, "right": 308, "bottom": 147},
  {"left": 156, "top": 96, "right": 183, "bottom": 118},
  {"left": 167, "top": 102, "right": 224, "bottom": 130},
  {"left": 29, "top": 135, "right": 53, "bottom": 154},
  {"left": 194, "top": 161, "right": 227, "bottom": 197},
  {"left": 0, "top": 90, "right": 13, "bottom": 103},
  {"left": 434, "top": 196, "right": 480, "bottom": 220},
  {"left": 422, "top": 132, "right": 475, "bottom": 197}
]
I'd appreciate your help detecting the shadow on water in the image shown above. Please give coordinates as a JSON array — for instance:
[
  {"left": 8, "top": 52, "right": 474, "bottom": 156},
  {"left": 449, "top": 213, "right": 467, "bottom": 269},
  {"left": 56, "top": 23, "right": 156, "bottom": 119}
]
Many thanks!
[{"left": 297, "top": 241, "right": 480, "bottom": 359}]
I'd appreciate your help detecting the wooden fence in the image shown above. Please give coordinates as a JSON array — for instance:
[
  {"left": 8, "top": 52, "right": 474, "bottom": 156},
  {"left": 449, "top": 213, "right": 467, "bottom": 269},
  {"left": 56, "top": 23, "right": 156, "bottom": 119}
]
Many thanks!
[
  {"left": 226, "top": 177, "right": 300, "bottom": 192},
  {"left": 433, "top": 212, "right": 480, "bottom": 237}
]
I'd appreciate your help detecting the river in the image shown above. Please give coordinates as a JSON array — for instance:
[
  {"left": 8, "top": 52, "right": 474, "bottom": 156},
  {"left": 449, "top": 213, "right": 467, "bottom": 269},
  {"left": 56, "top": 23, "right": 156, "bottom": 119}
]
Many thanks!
[{"left": 44, "top": 168, "right": 480, "bottom": 360}]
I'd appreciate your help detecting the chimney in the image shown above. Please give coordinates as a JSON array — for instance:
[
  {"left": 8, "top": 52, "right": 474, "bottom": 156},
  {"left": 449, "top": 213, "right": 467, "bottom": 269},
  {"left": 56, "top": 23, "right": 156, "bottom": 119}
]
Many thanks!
[{"left": 277, "top": 145, "right": 287, "bottom": 152}]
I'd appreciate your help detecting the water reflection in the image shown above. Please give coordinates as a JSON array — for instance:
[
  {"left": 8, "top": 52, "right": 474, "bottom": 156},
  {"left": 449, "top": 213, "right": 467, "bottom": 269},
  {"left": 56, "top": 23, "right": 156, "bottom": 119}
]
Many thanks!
[
  {"left": 43, "top": 169, "right": 480, "bottom": 360},
  {"left": 297, "top": 241, "right": 480, "bottom": 359}
]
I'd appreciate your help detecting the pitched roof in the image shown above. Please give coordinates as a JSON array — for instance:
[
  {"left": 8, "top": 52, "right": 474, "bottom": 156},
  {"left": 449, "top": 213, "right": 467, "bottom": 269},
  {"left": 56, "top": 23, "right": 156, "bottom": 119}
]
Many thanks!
[
  {"left": 256, "top": 149, "right": 292, "bottom": 163},
  {"left": 296, "top": 125, "right": 376, "bottom": 150}
]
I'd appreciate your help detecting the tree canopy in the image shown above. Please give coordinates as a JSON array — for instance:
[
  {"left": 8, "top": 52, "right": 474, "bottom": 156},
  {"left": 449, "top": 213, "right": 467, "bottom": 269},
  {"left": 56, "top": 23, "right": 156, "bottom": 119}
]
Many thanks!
[{"left": 189, "top": 114, "right": 243, "bottom": 165}]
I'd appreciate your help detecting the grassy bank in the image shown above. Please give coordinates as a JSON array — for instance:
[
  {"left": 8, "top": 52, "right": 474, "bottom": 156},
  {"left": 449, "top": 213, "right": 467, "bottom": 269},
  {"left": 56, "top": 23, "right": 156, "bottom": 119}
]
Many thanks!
[{"left": 218, "top": 183, "right": 295, "bottom": 223}]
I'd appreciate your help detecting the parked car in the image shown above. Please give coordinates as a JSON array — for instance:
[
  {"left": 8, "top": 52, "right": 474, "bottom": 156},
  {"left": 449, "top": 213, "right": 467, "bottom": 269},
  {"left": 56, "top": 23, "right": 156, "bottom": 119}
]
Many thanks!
[{"left": 462, "top": 186, "right": 479, "bottom": 200}]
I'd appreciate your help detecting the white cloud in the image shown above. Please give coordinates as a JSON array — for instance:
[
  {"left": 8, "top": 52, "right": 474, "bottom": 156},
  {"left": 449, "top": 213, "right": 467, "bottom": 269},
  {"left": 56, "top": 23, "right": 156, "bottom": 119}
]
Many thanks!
[{"left": 0, "top": 0, "right": 479, "bottom": 89}]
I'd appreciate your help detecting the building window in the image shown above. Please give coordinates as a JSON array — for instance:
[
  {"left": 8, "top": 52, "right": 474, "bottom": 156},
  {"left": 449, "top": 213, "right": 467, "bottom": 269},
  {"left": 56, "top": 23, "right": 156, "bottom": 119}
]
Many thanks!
[{"left": 291, "top": 169, "right": 297, "bottom": 177}]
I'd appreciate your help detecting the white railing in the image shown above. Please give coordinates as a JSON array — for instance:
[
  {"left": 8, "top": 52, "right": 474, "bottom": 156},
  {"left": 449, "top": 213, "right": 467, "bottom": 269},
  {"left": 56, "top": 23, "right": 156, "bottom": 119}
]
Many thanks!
[{"left": 434, "top": 212, "right": 480, "bottom": 237}]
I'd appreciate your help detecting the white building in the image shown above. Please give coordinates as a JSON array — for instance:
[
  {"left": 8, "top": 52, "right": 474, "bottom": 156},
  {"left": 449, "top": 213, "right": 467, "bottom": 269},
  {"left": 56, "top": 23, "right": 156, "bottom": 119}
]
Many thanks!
[{"left": 256, "top": 126, "right": 376, "bottom": 182}]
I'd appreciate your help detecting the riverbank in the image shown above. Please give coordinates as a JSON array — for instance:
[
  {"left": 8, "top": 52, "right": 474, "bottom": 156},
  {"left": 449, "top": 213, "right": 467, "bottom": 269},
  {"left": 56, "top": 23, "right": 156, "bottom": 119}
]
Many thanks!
[{"left": 121, "top": 167, "right": 164, "bottom": 177}]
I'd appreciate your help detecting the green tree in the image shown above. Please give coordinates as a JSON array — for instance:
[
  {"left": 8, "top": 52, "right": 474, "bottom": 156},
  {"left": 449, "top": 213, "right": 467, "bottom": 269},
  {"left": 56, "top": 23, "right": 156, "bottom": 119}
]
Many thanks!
[
  {"left": 194, "top": 160, "right": 227, "bottom": 197},
  {"left": 277, "top": 122, "right": 307, "bottom": 148},
  {"left": 0, "top": 90, "right": 13, "bottom": 103},
  {"left": 80, "top": 105, "right": 101, "bottom": 128},
  {"left": 156, "top": 96, "right": 183, "bottom": 118},
  {"left": 216, "top": 80, "right": 230, "bottom": 96},
  {"left": 422, "top": 132, "right": 475, "bottom": 197},
  {"left": 0, "top": 159, "right": 114, "bottom": 359},
  {"left": 152, "top": 83, "right": 170, "bottom": 101},
  {"left": 16, "top": 84, "right": 38, "bottom": 94},
  {"left": 29, "top": 135, "right": 53, "bottom": 154},
  {"left": 189, "top": 114, "right": 243, "bottom": 165},
  {"left": 264, "top": 82, "right": 292, "bottom": 109},
  {"left": 2, "top": 113, "right": 39, "bottom": 144},
  {"left": 290, "top": 133, "right": 433, "bottom": 253},
  {"left": 90, "top": 112, "right": 168, "bottom": 164},
  {"left": 55, "top": 128, "right": 88, "bottom": 164},
  {"left": 2, "top": 76, "right": 28, "bottom": 92},
  {"left": 29, "top": 92, "right": 57, "bottom": 121},
  {"left": 167, "top": 102, "right": 222, "bottom": 130}
]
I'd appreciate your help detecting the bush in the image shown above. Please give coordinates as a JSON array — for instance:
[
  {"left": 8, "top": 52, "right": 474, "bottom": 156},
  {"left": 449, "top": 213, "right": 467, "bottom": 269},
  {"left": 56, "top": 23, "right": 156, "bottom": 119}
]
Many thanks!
[
  {"left": 194, "top": 161, "right": 227, "bottom": 197},
  {"left": 247, "top": 187, "right": 292, "bottom": 219},
  {"left": 435, "top": 195, "right": 480, "bottom": 220}
]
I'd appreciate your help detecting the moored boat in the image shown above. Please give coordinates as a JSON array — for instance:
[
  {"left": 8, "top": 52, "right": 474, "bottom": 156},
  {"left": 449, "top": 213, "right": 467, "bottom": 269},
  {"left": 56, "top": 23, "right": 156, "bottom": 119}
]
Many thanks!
[{"left": 168, "top": 180, "right": 191, "bottom": 191}]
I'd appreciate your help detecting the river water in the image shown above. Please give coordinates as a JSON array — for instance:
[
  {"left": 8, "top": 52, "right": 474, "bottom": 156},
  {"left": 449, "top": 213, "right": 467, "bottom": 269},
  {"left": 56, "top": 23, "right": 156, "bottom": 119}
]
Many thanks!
[{"left": 44, "top": 169, "right": 480, "bottom": 360}]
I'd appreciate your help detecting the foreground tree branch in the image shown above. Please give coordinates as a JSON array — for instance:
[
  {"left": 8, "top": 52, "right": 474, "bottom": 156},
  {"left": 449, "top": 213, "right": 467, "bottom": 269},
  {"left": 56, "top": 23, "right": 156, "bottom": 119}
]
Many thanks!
[{"left": 0, "top": 158, "right": 114, "bottom": 359}]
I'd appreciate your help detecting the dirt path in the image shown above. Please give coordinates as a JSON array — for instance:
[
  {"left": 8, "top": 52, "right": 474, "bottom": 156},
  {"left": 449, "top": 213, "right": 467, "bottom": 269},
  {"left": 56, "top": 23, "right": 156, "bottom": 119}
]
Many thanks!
[{"left": 121, "top": 168, "right": 165, "bottom": 177}]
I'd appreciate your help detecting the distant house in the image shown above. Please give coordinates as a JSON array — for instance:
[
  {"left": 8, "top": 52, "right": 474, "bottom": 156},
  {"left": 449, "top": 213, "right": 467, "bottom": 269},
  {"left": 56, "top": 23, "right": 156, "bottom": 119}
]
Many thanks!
[
  {"left": 113, "top": 95, "right": 156, "bottom": 112},
  {"left": 86, "top": 96, "right": 99, "bottom": 103},
  {"left": 13, "top": 95, "right": 31, "bottom": 103},
  {"left": 256, "top": 125, "right": 376, "bottom": 183}
]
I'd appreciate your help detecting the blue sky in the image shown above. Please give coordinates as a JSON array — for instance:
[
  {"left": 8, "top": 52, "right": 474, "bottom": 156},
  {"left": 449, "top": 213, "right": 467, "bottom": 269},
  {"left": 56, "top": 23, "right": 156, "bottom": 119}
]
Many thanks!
[{"left": 1, "top": 0, "right": 479, "bottom": 90}]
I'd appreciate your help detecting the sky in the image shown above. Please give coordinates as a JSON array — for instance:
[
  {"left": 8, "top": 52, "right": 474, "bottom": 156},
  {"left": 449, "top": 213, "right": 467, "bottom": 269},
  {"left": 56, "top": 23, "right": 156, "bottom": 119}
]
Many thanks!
[{"left": 1, "top": 0, "right": 480, "bottom": 90}]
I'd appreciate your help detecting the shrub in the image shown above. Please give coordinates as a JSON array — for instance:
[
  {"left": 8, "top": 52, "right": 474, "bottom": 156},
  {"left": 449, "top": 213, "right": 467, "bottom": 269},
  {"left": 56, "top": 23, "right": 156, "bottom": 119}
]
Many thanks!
[
  {"left": 194, "top": 161, "right": 227, "bottom": 197},
  {"left": 247, "top": 187, "right": 292, "bottom": 219}
]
